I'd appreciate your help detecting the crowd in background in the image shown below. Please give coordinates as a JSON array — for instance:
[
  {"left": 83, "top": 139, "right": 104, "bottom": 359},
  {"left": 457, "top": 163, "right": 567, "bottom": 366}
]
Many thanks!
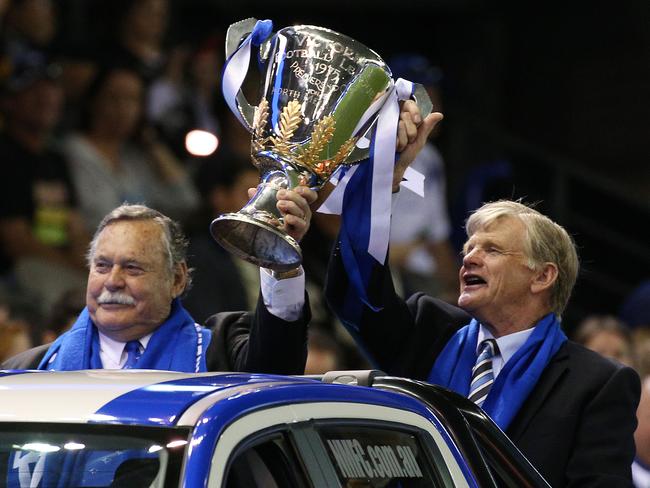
[{"left": 0, "top": 1, "right": 649, "bottom": 484}]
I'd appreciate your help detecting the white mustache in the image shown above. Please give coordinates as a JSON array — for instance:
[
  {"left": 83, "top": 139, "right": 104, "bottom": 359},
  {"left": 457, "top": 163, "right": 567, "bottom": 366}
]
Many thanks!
[{"left": 97, "top": 290, "right": 136, "bottom": 306}]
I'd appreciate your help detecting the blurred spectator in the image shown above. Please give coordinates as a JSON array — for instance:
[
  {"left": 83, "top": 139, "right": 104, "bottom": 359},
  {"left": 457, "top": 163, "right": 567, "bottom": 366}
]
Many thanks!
[
  {"left": 41, "top": 285, "right": 84, "bottom": 344},
  {"left": 62, "top": 63, "right": 199, "bottom": 232},
  {"left": 106, "top": 0, "right": 171, "bottom": 83},
  {"left": 2, "top": 0, "right": 56, "bottom": 55},
  {"left": 0, "top": 0, "right": 9, "bottom": 17},
  {"left": 0, "top": 48, "right": 88, "bottom": 317},
  {"left": 305, "top": 327, "right": 345, "bottom": 375},
  {"left": 0, "top": 319, "right": 33, "bottom": 362},
  {"left": 147, "top": 34, "right": 223, "bottom": 160},
  {"left": 621, "top": 279, "right": 650, "bottom": 329},
  {"left": 387, "top": 54, "right": 458, "bottom": 303},
  {"left": 633, "top": 328, "right": 650, "bottom": 379},
  {"left": 182, "top": 153, "right": 260, "bottom": 322},
  {"left": 301, "top": 211, "right": 372, "bottom": 371},
  {"left": 634, "top": 376, "right": 650, "bottom": 488},
  {"left": 301, "top": 211, "right": 341, "bottom": 325},
  {"left": 53, "top": 45, "right": 98, "bottom": 133},
  {"left": 573, "top": 314, "right": 637, "bottom": 368}
]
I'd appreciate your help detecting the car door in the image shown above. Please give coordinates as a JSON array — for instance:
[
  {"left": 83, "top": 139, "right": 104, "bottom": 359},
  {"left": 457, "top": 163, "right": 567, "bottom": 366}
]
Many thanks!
[{"left": 208, "top": 402, "right": 474, "bottom": 488}]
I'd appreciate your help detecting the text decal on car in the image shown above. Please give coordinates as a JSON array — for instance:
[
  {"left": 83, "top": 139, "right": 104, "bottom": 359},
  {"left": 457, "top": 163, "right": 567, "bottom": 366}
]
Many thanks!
[
  {"left": 326, "top": 439, "right": 423, "bottom": 478},
  {"left": 319, "top": 425, "right": 433, "bottom": 484}
]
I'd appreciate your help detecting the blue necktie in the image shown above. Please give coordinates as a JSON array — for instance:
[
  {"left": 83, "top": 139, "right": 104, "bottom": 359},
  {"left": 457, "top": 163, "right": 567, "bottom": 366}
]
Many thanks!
[
  {"left": 468, "top": 339, "right": 499, "bottom": 407},
  {"left": 122, "top": 340, "right": 142, "bottom": 369}
]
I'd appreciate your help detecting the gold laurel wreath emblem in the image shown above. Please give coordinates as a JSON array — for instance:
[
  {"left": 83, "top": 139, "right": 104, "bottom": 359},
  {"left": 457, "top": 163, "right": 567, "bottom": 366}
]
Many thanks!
[
  {"left": 254, "top": 99, "right": 358, "bottom": 178},
  {"left": 270, "top": 100, "right": 303, "bottom": 154}
]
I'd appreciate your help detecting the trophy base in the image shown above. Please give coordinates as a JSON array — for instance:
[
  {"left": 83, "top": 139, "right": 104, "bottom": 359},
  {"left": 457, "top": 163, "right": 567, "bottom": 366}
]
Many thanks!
[{"left": 210, "top": 213, "right": 302, "bottom": 272}]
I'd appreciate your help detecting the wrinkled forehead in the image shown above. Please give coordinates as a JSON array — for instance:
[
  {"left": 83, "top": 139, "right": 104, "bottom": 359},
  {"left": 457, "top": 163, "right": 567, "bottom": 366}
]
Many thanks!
[
  {"left": 467, "top": 214, "right": 526, "bottom": 238},
  {"left": 94, "top": 219, "right": 167, "bottom": 260}
]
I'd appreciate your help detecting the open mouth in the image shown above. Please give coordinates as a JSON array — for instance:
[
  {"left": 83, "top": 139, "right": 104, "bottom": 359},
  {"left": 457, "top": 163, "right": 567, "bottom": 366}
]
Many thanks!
[{"left": 463, "top": 274, "right": 486, "bottom": 287}]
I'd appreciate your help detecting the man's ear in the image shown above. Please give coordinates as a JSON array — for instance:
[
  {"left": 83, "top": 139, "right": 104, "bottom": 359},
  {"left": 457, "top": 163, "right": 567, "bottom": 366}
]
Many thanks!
[
  {"left": 171, "top": 261, "right": 188, "bottom": 298},
  {"left": 531, "top": 262, "right": 558, "bottom": 295}
]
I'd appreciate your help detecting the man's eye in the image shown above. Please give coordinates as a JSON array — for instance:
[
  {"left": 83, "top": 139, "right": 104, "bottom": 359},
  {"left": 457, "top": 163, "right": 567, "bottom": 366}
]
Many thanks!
[
  {"left": 94, "top": 262, "right": 110, "bottom": 272},
  {"left": 125, "top": 265, "right": 143, "bottom": 274}
]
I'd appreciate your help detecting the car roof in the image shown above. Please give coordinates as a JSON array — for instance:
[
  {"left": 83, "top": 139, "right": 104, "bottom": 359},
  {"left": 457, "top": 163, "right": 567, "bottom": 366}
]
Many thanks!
[
  {"left": 0, "top": 370, "right": 438, "bottom": 429},
  {"left": 0, "top": 370, "right": 311, "bottom": 426}
]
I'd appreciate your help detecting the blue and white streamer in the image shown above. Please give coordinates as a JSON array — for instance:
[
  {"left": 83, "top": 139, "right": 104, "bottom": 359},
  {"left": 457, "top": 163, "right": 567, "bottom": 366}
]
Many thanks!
[
  {"left": 222, "top": 19, "right": 273, "bottom": 128},
  {"left": 321, "top": 78, "right": 418, "bottom": 262}
]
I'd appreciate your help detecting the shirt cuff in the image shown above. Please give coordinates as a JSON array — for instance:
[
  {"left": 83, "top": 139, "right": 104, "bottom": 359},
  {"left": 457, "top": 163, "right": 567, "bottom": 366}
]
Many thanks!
[{"left": 260, "top": 267, "right": 305, "bottom": 322}]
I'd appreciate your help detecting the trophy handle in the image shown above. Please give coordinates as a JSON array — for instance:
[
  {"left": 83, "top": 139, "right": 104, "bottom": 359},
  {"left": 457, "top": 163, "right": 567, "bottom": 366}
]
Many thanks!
[
  {"left": 345, "top": 82, "right": 433, "bottom": 163},
  {"left": 225, "top": 17, "right": 273, "bottom": 131}
]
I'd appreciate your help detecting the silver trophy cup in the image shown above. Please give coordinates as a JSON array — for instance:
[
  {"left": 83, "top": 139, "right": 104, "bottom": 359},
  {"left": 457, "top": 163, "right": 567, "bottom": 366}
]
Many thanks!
[{"left": 211, "top": 18, "right": 432, "bottom": 271}]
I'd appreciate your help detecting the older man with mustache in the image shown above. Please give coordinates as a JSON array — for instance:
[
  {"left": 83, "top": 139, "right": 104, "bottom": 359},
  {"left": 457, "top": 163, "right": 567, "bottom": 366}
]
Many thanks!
[{"left": 2, "top": 194, "right": 315, "bottom": 373}]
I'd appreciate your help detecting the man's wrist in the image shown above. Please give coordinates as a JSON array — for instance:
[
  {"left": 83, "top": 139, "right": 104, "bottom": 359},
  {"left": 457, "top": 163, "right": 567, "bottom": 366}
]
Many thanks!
[{"left": 271, "top": 267, "right": 303, "bottom": 280}]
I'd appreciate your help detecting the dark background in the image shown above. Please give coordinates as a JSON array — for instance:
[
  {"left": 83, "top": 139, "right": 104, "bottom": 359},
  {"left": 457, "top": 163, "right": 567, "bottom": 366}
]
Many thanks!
[{"left": 58, "top": 0, "right": 650, "bottom": 331}]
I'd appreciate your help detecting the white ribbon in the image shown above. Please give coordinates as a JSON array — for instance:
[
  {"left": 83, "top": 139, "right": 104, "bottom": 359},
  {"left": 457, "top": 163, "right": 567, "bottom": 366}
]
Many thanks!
[
  {"left": 367, "top": 78, "right": 414, "bottom": 262},
  {"left": 318, "top": 78, "right": 420, "bottom": 263},
  {"left": 401, "top": 166, "right": 425, "bottom": 197}
]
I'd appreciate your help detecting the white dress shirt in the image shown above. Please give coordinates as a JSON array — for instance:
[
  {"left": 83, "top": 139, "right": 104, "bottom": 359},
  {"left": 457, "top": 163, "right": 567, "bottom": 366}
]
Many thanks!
[
  {"left": 477, "top": 325, "right": 535, "bottom": 378},
  {"left": 259, "top": 267, "right": 305, "bottom": 322},
  {"left": 98, "top": 333, "right": 152, "bottom": 369}
]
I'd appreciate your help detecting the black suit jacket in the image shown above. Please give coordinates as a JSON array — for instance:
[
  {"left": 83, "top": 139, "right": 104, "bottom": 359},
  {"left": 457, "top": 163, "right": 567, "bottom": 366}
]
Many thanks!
[
  {"left": 326, "top": 247, "right": 640, "bottom": 487},
  {"left": 2, "top": 295, "right": 309, "bottom": 375}
]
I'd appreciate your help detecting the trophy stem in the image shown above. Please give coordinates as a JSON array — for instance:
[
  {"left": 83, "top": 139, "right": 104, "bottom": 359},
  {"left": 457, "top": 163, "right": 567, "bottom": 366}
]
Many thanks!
[
  {"left": 210, "top": 213, "right": 301, "bottom": 271},
  {"left": 210, "top": 153, "right": 309, "bottom": 271}
]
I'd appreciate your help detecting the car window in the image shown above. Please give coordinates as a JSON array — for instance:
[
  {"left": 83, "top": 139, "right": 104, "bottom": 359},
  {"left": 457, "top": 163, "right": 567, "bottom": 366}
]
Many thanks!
[
  {"left": 317, "top": 425, "right": 449, "bottom": 487},
  {"left": 224, "top": 431, "right": 309, "bottom": 488},
  {"left": 0, "top": 424, "right": 187, "bottom": 488}
]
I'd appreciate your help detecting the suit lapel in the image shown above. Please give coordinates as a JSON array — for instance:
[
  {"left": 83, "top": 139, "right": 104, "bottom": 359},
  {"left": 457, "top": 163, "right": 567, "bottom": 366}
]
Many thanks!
[{"left": 506, "top": 342, "right": 570, "bottom": 440}]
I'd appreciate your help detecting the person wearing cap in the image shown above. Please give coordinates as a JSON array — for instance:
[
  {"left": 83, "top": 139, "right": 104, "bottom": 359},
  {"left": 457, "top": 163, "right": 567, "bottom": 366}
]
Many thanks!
[{"left": 0, "top": 48, "right": 88, "bottom": 317}]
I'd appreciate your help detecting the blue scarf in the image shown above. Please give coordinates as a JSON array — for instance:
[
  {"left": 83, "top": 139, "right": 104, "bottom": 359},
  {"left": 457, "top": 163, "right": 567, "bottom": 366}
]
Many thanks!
[
  {"left": 38, "top": 299, "right": 211, "bottom": 372},
  {"left": 428, "top": 313, "right": 566, "bottom": 430}
]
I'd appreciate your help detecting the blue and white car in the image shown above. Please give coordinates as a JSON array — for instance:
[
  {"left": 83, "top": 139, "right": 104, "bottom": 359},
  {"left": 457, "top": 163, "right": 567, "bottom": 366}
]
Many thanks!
[{"left": 0, "top": 370, "right": 549, "bottom": 487}]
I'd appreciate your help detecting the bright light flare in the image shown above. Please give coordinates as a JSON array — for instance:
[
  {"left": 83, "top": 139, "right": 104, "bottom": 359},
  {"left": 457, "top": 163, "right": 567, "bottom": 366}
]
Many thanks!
[
  {"left": 21, "top": 443, "right": 60, "bottom": 453},
  {"left": 64, "top": 442, "right": 85, "bottom": 451},
  {"left": 185, "top": 130, "right": 219, "bottom": 156}
]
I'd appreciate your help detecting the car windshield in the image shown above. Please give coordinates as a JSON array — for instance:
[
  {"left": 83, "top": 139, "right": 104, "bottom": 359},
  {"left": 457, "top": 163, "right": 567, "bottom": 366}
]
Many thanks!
[{"left": 0, "top": 423, "right": 189, "bottom": 488}]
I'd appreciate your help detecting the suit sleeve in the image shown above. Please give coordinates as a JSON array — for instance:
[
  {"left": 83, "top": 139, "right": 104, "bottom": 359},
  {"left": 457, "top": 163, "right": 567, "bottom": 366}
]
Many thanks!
[
  {"left": 204, "top": 293, "right": 309, "bottom": 375},
  {"left": 1, "top": 344, "right": 50, "bottom": 369},
  {"left": 565, "top": 365, "right": 640, "bottom": 487},
  {"left": 325, "top": 242, "right": 470, "bottom": 379}
]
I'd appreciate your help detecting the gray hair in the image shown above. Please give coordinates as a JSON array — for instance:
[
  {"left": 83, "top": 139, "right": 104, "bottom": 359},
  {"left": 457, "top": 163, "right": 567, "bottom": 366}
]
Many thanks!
[
  {"left": 466, "top": 200, "right": 579, "bottom": 317},
  {"left": 87, "top": 204, "right": 192, "bottom": 291}
]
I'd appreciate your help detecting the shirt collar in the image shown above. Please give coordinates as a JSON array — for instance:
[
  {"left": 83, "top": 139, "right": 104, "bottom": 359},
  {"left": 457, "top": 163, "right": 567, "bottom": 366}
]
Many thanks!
[
  {"left": 477, "top": 324, "right": 535, "bottom": 364},
  {"left": 98, "top": 331, "right": 153, "bottom": 367}
]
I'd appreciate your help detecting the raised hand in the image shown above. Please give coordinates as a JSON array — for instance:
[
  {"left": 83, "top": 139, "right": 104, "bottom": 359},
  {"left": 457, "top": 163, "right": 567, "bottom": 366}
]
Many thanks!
[{"left": 393, "top": 100, "right": 444, "bottom": 192}]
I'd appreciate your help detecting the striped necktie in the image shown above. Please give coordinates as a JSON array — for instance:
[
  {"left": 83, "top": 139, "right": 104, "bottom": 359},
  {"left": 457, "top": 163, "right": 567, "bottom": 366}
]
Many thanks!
[
  {"left": 122, "top": 340, "right": 142, "bottom": 369},
  {"left": 468, "top": 339, "right": 499, "bottom": 407}
]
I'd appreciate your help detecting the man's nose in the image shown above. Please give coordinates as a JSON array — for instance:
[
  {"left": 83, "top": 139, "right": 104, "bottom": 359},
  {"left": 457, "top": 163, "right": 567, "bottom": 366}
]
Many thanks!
[
  {"left": 104, "top": 266, "right": 125, "bottom": 289},
  {"left": 462, "top": 248, "right": 483, "bottom": 267}
]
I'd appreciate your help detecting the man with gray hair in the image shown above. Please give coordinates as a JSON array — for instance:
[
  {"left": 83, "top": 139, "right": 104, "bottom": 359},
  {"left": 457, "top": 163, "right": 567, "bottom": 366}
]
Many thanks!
[
  {"left": 327, "top": 199, "right": 640, "bottom": 486},
  {"left": 3, "top": 194, "right": 315, "bottom": 373}
]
